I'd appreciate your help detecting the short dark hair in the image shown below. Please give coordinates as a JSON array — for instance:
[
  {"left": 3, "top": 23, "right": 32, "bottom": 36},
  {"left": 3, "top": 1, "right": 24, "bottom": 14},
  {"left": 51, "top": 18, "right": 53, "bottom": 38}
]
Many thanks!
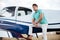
[{"left": 32, "top": 4, "right": 38, "bottom": 7}]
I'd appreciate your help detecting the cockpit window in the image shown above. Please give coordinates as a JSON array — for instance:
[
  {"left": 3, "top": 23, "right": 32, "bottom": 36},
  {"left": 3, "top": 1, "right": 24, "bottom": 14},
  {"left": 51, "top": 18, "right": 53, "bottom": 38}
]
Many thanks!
[
  {"left": 24, "top": 10, "right": 32, "bottom": 15},
  {"left": 0, "top": 6, "right": 32, "bottom": 17},
  {"left": 0, "top": 7, "right": 15, "bottom": 17},
  {"left": 18, "top": 11, "right": 25, "bottom": 16},
  {"left": 17, "top": 10, "right": 32, "bottom": 16},
  {"left": 18, "top": 7, "right": 32, "bottom": 16}
]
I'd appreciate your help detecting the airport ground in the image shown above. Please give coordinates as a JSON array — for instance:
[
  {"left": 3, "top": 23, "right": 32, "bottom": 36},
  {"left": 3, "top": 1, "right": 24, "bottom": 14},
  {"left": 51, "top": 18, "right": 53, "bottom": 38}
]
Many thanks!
[{"left": 0, "top": 31, "right": 60, "bottom": 40}]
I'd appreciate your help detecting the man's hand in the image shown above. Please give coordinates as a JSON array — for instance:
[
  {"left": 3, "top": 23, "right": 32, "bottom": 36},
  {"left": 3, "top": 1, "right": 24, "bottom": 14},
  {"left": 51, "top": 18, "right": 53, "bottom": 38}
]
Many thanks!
[
  {"left": 35, "top": 22, "right": 39, "bottom": 27},
  {"left": 32, "top": 22, "right": 39, "bottom": 27},
  {"left": 34, "top": 23, "right": 38, "bottom": 27}
]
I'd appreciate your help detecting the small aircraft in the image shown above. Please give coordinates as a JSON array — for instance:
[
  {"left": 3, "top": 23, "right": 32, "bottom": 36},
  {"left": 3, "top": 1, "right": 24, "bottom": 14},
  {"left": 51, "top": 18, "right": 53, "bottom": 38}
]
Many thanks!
[{"left": 0, "top": 6, "right": 60, "bottom": 38}]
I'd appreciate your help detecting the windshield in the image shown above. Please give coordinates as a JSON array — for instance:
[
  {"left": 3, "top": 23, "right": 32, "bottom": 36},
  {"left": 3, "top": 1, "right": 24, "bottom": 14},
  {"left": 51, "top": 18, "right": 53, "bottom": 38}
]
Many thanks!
[
  {"left": 0, "top": 6, "right": 32, "bottom": 17},
  {"left": 0, "top": 7, "right": 15, "bottom": 17}
]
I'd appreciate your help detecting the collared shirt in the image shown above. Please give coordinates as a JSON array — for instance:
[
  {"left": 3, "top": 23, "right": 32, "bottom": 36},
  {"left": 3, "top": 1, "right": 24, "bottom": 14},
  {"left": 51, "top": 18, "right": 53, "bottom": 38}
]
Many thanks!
[{"left": 32, "top": 9, "right": 48, "bottom": 24}]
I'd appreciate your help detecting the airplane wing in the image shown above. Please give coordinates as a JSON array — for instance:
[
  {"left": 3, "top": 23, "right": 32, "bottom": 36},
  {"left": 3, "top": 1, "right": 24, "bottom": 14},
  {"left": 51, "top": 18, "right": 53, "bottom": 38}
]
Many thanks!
[{"left": 0, "top": 22, "right": 60, "bottom": 38}]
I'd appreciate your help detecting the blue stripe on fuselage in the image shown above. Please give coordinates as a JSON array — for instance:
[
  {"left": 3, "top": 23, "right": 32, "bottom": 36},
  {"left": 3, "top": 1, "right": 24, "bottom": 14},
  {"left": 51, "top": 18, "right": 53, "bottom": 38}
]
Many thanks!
[{"left": 0, "top": 20, "right": 29, "bottom": 34}]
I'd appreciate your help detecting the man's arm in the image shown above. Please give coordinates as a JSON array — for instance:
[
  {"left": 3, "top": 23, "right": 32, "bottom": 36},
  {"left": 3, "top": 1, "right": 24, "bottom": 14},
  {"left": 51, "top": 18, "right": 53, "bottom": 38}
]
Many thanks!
[
  {"left": 32, "top": 18, "right": 35, "bottom": 25},
  {"left": 36, "top": 13, "right": 44, "bottom": 24}
]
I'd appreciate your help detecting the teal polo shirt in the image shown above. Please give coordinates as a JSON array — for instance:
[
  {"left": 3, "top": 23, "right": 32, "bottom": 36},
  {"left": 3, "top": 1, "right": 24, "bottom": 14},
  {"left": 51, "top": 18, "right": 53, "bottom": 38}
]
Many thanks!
[{"left": 32, "top": 9, "right": 48, "bottom": 24}]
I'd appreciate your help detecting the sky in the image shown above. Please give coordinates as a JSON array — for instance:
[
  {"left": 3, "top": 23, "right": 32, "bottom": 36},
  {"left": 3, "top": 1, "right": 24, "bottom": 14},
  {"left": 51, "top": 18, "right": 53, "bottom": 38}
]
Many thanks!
[{"left": 0, "top": 0, "right": 60, "bottom": 10}]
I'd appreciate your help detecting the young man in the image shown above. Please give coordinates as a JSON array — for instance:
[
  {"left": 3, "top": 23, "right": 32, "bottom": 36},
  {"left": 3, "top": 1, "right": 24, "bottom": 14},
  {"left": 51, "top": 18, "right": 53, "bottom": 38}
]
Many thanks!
[{"left": 27, "top": 4, "right": 48, "bottom": 40}]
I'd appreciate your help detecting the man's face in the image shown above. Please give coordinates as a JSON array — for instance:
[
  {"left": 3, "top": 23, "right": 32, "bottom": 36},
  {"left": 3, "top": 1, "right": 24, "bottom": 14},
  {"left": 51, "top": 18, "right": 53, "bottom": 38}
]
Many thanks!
[{"left": 32, "top": 6, "right": 38, "bottom": 11}]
